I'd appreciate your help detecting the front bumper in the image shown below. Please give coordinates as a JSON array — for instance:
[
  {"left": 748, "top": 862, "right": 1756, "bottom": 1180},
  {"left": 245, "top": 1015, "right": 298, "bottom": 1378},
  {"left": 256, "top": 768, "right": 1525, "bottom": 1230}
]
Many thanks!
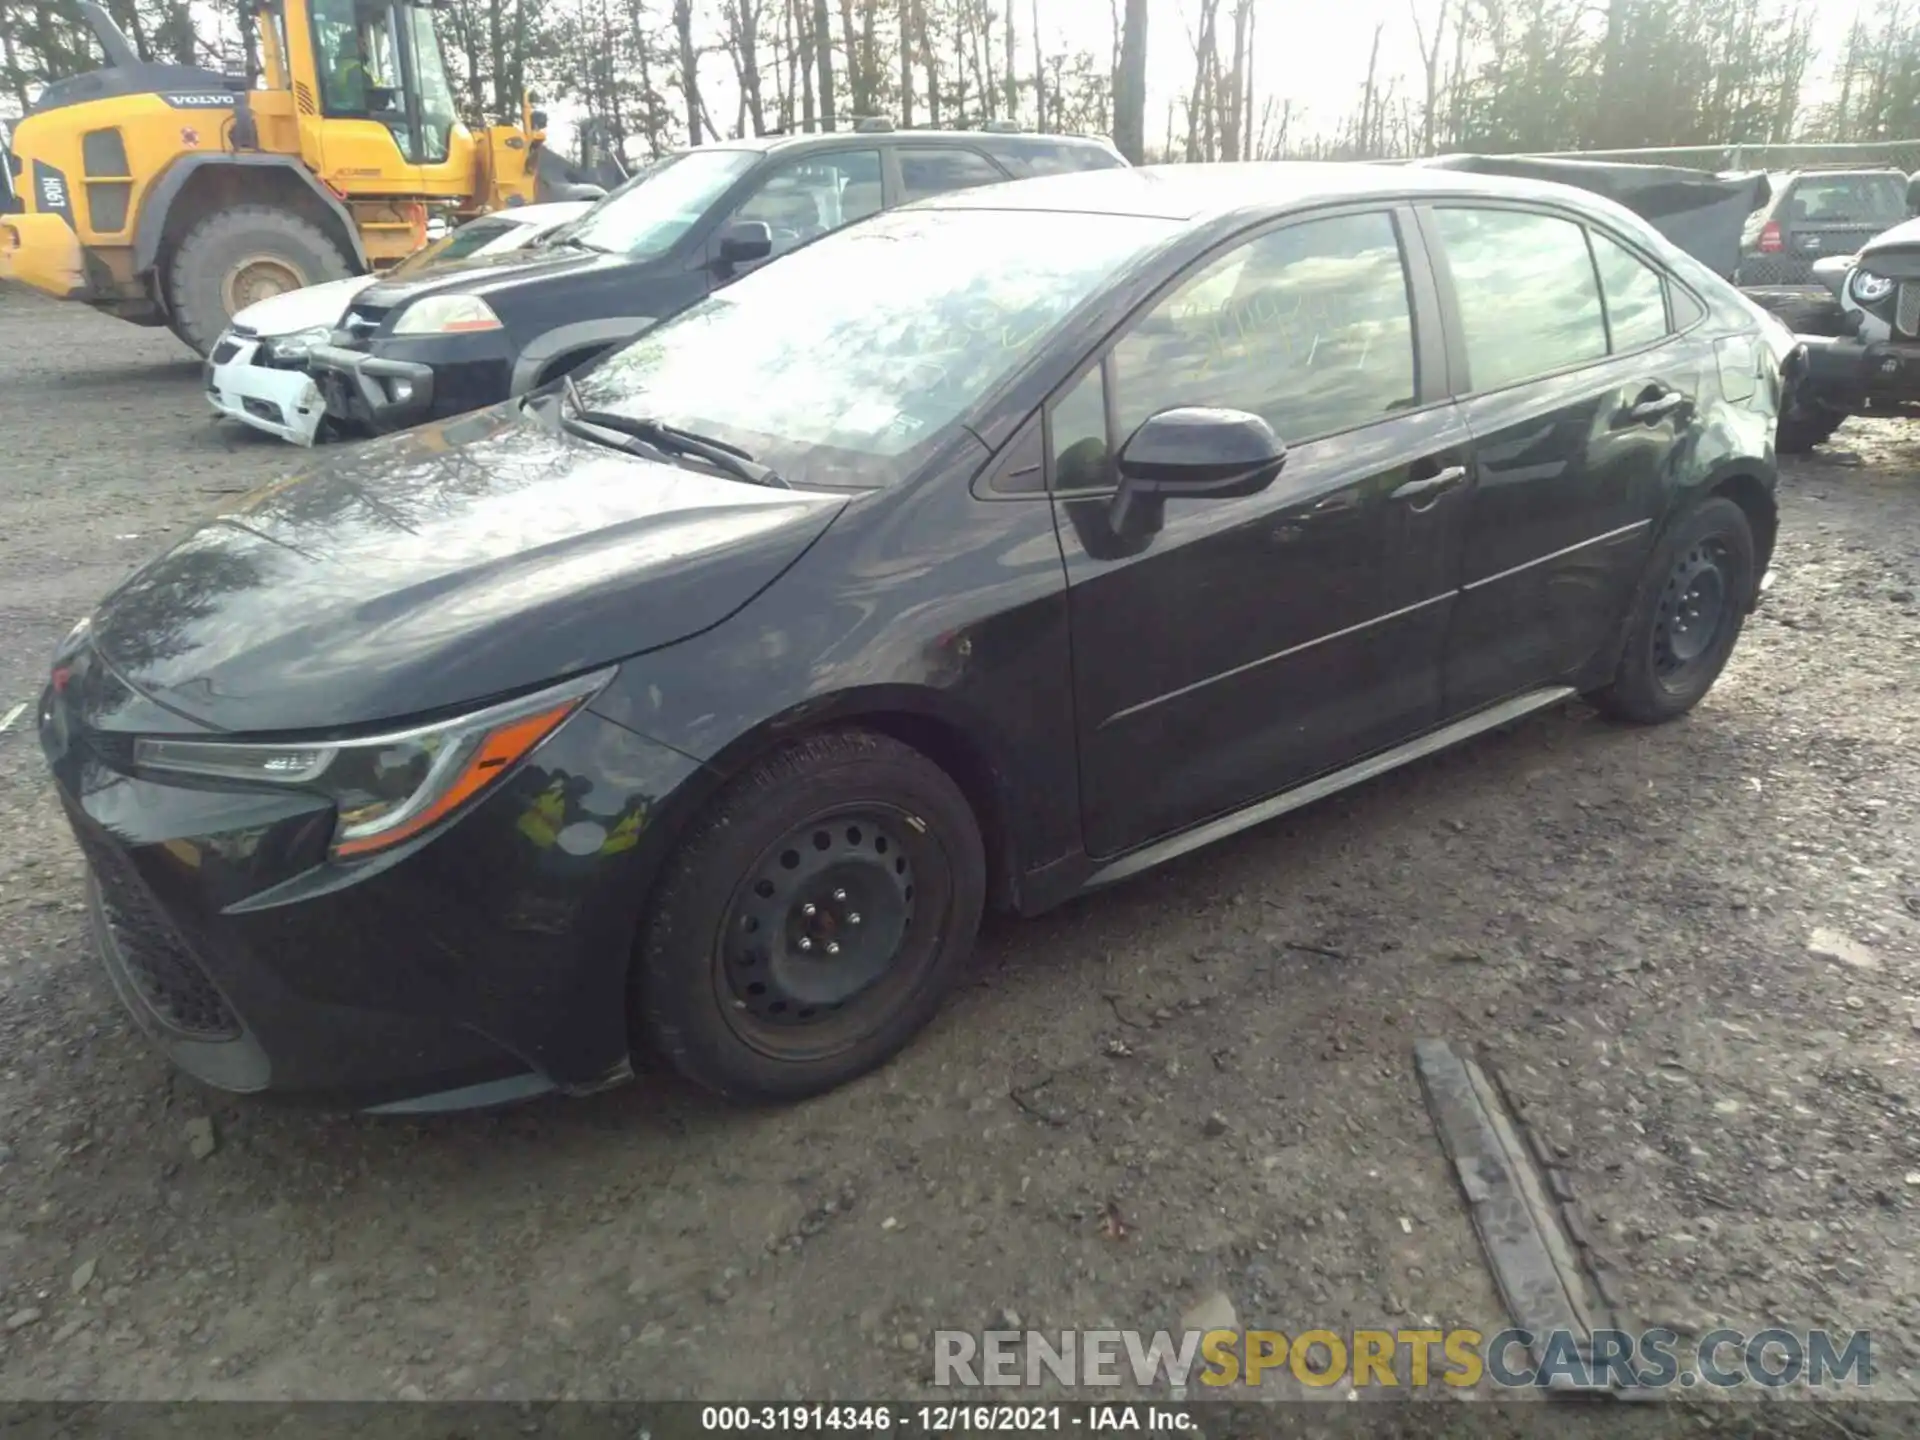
[
  {"left": 1799, "top": 334, "right": 1920, "bottom": 409},
  {"left": 0, "top": 212, "right": 86, "bottom": 299},
  {"left": 205, "top": 332, "right": 328, "bottom": 446},
  {"left": 310, "top": 343, "right": 438, "bottom": 434},
  {"left": 40, "top": 646, "right": 706, "bottom": 1111}
]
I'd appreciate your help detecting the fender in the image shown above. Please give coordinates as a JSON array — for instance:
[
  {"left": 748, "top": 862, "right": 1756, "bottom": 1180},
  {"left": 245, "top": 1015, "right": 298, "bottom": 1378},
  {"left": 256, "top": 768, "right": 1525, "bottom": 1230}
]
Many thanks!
[
  {"left": 509, "top": 316, "right": 657, "bottom": 395},
  {"left": 133, "top": 154, "right": 368, "bottom": 274}
]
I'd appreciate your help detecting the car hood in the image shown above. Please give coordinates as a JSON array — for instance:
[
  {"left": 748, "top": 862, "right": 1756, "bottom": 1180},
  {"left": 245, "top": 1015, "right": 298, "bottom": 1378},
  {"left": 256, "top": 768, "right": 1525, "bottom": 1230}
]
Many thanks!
[
  {"left": 354, "top": 244, "right": 635, "bottom": 312},
  {"left": 85, "top": 403, "right": 847, "bottom": 734},
  {"left": 1858, "top": 215, "right": 1920, "bottom": 276},
  {"left": 231, "top": 274, "right": 378, "bottom": 339}
]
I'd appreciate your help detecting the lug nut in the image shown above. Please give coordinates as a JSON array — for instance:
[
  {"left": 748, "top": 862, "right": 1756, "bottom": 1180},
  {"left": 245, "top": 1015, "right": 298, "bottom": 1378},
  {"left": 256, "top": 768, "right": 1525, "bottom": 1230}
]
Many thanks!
[
  {"left": 801, "top": 902, "right": 817, "bottom": 918},
  {"left": 832, "top": 888, "right": 847, "bottom": 901},
  {"left": 826, "top": 942, "right": 841, "bottom": 956},
  {"left": 798, "top": 937, "right": 813, "bottom": 952},
  {"left": 848, "top": 912, "right": 862, "bottom": 926}
]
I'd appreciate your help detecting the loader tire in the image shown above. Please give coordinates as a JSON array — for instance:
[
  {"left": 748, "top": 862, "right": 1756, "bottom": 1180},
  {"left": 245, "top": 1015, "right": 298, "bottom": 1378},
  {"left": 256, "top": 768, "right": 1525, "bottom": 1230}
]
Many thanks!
[{"left": 165, "top": 206, "right": 353, "bottom": 357}]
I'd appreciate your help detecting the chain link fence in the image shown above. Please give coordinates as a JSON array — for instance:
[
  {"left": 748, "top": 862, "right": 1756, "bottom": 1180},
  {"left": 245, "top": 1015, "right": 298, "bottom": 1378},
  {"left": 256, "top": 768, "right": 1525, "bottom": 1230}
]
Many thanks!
[{"left": 1523, "top": 139, "right": 1920, "bottom": 175}]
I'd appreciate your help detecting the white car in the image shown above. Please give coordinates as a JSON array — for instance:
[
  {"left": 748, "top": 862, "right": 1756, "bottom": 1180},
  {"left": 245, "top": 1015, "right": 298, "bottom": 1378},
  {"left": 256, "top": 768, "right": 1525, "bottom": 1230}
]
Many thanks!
[{"left": 205, "top": 201, "right": 595, "bottom": 446}]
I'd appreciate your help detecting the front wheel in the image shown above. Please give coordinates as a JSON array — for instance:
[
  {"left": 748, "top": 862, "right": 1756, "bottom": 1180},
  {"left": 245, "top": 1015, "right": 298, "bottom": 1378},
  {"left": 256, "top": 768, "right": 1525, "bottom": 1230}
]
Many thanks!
[
  {"left": 165, "top": 205, "right": 354, "bottom": 357},
  {"left": 634, "top": 730, "right": 986, "bottom": 1103},
  {"left": 1588, "top": 496, "right": 1757, "bottom": 725}
]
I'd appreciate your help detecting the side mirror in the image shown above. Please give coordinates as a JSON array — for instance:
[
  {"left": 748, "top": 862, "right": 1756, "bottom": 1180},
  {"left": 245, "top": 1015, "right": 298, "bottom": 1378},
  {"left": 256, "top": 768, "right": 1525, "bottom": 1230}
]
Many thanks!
[
  {"left": 716, "top": 219, "right": 773, "bottom": 266},
  {"left": 530, "top": 108, "right": 549, "bottom": 131},
  {"left": 1110, "top": 406, "right": 1285, "bottom": 535}
]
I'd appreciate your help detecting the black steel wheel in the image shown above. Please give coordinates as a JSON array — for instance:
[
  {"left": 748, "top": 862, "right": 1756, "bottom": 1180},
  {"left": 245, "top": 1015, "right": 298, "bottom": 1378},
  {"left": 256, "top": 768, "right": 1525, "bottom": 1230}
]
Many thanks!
[
  {"left": 635, "top": 730, "right": 985, "bottom": 1102},
  {"left": 1590, "top": 496, "right": 1757, "bottom": 725},
  {"left": 718, "top": 807, "right": 924, "bottom": 1060}
]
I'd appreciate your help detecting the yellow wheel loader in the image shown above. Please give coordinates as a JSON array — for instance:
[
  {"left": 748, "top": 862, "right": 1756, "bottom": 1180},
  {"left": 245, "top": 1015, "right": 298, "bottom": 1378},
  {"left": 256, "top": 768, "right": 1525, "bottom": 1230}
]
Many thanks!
[{"left": 0, "top": 0, "right": 595, "bottom": 356}]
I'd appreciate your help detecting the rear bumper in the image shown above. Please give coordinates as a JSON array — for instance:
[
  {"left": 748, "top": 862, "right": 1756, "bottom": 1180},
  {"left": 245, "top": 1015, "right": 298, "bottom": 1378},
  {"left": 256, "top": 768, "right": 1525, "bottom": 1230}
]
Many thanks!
[
  {"left": 205, "top": 334, "right": 328, "bottom": 446},
  {"left": 1799, "top": 334, "right": 1920, "bottom": 408},
  {"left": 0, "top": 212, "right": 86, "bottom": 299}
]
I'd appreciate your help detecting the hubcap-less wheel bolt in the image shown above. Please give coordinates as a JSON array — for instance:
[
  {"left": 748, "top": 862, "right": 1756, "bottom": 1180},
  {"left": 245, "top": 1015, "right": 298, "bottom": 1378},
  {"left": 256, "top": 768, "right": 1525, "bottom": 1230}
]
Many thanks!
[
  {"left": 848, "top": 912, "right": 862, "bottom": 926},
  {"left": 827, "top": 942, "right": 841, "bottom": 956},
  {"left": 832, "top": 888, "right": 847, "bottom": 901},
  {"left": 802, "top": 902, "right": 817, "bottom": 917},
  {"left": 798, "top": 937, "right": 813, "bottom": 952}
]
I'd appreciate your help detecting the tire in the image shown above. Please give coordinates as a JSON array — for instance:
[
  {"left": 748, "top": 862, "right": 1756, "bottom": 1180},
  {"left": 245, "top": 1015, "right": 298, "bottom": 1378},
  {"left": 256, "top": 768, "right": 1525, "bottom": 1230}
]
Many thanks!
[
  {"left": 634, "top": 729, "right": 986, "bottom": 1103},
  {"left": 1589, "top": 496, "right": 1757, "bottom": 725},
  {"left": 165, "top": 205, "right": 353, "bottom": 357},
  {"left": 1776, "top": 398, "right": 1847, "bottom": 454}
]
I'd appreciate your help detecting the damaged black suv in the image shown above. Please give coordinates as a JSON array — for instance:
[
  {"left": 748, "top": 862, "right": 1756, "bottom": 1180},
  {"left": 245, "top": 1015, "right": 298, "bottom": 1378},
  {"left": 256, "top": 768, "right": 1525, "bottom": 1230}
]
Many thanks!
[{"left": 310, "top": 125, "right": 1127, "bottom": 435}]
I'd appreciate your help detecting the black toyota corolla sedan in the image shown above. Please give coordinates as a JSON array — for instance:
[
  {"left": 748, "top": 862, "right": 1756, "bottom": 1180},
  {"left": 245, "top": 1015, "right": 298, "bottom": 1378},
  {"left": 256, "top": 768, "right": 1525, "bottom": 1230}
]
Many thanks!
[{"left": 42, "top": 164, "right": 1781, "bottom": 1112}]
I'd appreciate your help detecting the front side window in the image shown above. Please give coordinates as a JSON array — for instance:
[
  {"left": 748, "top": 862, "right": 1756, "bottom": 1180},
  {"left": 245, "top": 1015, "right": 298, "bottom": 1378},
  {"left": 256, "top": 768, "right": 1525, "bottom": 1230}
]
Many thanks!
[
  {"left": 1047, "top": 364, "right": 1111, "bottom": 492},
  {"left": 312, "top": 0, "right": 401, "bottom": 117},
  {"left": 1108, "top": 210, "right": 1418, "bottom": 448},
  {"left": 1435, "top": 206, "right": 1607, "bottom": 392},
  {"left": 728, "top": 150, "right": 882, "bottom": 259},
  {"left": 574, "top": 208, "right": 1177, "bottom": 489},
  {"left": 898, "top": 147, "right": 1005, "bottom": 204},
  {"left": 1590, "top": 229, "right": 1668, "bottom": 352},
  {"left": 562, "top": 147, "right": 760, "bottom": 258}
]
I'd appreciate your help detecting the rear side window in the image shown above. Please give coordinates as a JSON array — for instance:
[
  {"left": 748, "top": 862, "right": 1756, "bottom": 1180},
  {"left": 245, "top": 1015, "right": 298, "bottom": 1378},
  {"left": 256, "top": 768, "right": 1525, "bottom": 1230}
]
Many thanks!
[
  {"left": 985, "top": 140, "right": 1123, "bottom": 177},
  {"left": 898, "top": 148, "right": 1007, "bottom": 203},
  {"left": 1590, "top": 230, "right": 1669, "bottom": 351},
  {"left": 1435, "top": 207, "right": 1607, "bottom": 392}
]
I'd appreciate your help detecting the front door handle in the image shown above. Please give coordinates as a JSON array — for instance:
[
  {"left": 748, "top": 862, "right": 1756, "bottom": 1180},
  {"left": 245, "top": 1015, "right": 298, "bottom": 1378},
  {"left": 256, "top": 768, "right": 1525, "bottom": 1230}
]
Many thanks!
[
  {"left": 1390, "top": 464, "right": 1468, "bottom": 506},
  {"left": 1629, "top": 390, "right": 1688, "bottom": 423}
]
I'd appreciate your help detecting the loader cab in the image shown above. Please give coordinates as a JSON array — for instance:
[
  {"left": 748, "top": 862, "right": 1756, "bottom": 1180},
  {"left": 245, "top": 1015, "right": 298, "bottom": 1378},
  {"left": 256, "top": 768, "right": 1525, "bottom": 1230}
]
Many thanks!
[{"left": 304, "top": 0, "right": 461, "bottom": 166}]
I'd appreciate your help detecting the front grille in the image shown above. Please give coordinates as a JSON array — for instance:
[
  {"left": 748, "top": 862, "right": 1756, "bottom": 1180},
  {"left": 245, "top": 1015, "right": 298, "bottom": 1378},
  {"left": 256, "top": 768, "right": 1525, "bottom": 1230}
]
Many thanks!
[
  {"left": 210, "top": 339, "right": 240, "bottom": 365},
  {"left": 1897, "top": 282, "right": 1920, "bottom": 338},
  {"left": 77, "top": 828, "right": 241, "bottom": 1041}
]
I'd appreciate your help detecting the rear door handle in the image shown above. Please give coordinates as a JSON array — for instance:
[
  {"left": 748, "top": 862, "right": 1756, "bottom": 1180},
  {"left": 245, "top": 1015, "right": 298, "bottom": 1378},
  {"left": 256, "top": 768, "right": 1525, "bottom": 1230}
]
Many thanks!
[
  {"left": 1390, "top": 464, "right": 1468, "bottom": 506},
  {"left": 1629, "top": 391, "right": 1688, "bottom": 422}
]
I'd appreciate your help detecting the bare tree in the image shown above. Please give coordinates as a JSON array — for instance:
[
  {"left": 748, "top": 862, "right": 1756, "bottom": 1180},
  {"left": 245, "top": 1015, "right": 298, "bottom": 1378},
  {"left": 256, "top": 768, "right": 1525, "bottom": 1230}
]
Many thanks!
[{"left": 1113, "top": 0, "right": 1147, "bottom": 161}]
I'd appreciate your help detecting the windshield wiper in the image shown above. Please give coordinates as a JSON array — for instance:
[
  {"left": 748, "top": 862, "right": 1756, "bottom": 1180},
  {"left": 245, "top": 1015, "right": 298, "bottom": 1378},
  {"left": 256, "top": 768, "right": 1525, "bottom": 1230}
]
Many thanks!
[
  {"left": 548, "top": 232, "right": 607, "bottom": 252},
  {"left": 560, "top": 376, "right": 788, "bottom": 487}
]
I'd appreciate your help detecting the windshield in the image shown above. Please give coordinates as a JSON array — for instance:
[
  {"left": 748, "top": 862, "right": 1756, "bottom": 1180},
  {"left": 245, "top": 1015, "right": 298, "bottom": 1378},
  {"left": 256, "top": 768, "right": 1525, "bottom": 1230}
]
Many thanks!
[
  {"left": 1790, "top": 174, "right": 1908, "bottom": 223},
  {"left": 561, "top": 148, "right": 760, "bottom": 257},
  {"left": 391, "top": 216, "right": 520, "bottom": 277},
  {"left": 572, "top": 208, "right": 1178, "bottom": 488}
]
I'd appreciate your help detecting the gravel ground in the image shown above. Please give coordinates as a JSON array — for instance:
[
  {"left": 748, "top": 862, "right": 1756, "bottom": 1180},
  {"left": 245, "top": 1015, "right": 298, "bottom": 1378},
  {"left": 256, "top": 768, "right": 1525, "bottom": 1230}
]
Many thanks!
[{"left": 0, "top": 287, "right": 1916, "bottom": 1409}]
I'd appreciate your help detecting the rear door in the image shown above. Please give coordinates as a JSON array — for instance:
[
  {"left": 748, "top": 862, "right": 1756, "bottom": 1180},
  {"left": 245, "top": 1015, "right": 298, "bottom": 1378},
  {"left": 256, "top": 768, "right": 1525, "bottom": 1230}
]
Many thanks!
[
  {"left": 1423, "top": 203, "right": 1711, "bottom": 715},
  {"left": 1051, "top": 205, "right": 1475, "bottom": 858}
]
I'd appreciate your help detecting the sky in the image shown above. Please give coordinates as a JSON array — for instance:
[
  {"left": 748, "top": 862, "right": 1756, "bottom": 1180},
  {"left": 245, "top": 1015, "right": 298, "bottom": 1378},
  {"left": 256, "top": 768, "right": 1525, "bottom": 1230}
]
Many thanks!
[{"left": 548, "top": 0, "right": 1878, "bottom": 161}]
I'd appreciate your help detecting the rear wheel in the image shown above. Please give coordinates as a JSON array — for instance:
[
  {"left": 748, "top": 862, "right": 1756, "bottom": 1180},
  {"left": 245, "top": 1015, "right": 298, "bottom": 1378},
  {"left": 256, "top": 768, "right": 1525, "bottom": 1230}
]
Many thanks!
[
  {"left": 165, "top": 206, "right": 353, "bottom": 358},
  {"left": 634, "top": 730, "right": 986, "bottom": 1103},
  {"left": 1589, "top": 496, "right": 1756, "bottom": 725}
]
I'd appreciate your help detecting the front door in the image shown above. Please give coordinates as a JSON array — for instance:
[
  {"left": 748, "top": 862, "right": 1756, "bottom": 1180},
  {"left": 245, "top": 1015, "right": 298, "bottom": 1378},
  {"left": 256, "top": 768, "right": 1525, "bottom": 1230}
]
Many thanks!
[
  {"left": 1050, "top": 208, "right": 1475, "bottom": 860},
  {"left": 1423, "top": 205, "right": 1709, "bottom": 714}
]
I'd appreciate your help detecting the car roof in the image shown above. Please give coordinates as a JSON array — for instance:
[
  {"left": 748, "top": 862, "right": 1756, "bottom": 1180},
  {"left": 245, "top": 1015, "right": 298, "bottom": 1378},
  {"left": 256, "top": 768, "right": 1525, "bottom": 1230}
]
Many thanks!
[{"left": 904, "top": 160, "right": 1662, "bottom": 222}]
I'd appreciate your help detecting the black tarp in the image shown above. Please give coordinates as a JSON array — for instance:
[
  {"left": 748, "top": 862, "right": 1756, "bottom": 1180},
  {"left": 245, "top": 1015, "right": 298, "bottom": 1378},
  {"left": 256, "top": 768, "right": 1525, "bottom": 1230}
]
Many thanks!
[{"left": 1412, "top": 154, "right": 1772, "bottom": 281}]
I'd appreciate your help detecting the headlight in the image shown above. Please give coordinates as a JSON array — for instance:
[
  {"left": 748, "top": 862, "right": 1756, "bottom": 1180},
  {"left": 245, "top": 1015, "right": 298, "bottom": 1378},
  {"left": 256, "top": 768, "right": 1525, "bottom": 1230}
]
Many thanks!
[
  {"left": 263, "top": 324, "right": 332, "bottom": 361},
  {"left": 1850, "top": 269, "right": 1896, "bottom": 305},
  {"left": 133, "top": 667, "right": 612, "bottom": 860},
  {"left": 391, "top": 295, "right": 502, "bottom": 335}
]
